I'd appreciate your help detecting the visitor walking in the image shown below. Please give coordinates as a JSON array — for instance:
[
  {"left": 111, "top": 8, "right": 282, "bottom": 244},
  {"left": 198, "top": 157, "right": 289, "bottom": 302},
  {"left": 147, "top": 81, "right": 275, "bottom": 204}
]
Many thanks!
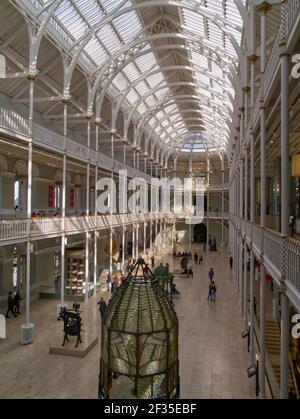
[
  {"left": 5, "top": 292, "right": 17, "bottom": 318},
  {"left": 207, "top": 281, "right": 217, "bottom": 302},
  {"left": 188, "top": 266, "right": 193, "bottom": 278},
  {"left": 13, "top": 289, "right": 22, "bottom": 315},
  {"left": 208, "top": 267, "right": 214, "bottom": 282},
  {"left": 97, "top": 298, "right": 107, "bottom": 320}
]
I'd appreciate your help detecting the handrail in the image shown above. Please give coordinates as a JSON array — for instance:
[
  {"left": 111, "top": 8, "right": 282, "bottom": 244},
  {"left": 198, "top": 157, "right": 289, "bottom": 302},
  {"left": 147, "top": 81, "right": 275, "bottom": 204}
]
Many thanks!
[
  {"left": 253, "top": 315, "right": 280, "bottom": 399},
  {"left": 230, "top": 215, "right": 300, "bottom": 303},
  {"left": 289, "top": 352, "right": 300, "bottom": 399}
]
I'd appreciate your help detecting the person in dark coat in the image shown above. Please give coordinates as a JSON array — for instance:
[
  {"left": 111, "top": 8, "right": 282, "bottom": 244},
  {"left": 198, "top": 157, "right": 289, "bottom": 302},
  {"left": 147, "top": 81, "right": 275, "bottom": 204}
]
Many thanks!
[
  {"left": 97, "top": 298, "right": 107, "bottom": 320},
  {"left": 13, "top": 289, "right": 22, "bottom": 315},
  {"left": 6, "top": 292, "right": 17, "bottom": 318}
]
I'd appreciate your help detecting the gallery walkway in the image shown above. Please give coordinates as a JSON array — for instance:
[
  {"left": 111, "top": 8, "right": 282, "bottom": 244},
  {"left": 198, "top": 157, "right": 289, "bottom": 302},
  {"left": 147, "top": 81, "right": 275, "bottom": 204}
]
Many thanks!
[{"left": 0, "top": 247, "right": 256, "bottom": 399}]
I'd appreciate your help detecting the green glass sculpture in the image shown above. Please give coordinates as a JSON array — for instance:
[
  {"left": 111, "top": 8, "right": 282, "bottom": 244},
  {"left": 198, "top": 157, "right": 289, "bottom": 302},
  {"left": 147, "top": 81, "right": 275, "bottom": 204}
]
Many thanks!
[{"left": 99, "top": 258, "right": 179, "bottom": 399}]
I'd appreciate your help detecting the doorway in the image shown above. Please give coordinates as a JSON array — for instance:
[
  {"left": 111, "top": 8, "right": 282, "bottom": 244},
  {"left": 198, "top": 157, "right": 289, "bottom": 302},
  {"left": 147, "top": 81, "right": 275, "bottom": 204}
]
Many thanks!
[{"left": 194, "top": 223, "right": 207, "bottom": 243}]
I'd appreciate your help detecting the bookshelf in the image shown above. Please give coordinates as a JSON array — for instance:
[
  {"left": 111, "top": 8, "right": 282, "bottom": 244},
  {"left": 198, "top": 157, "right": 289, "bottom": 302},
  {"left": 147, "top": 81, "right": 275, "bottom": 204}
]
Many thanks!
[{"left": 66, "top": 249, "right": 85, "bottom": 296}]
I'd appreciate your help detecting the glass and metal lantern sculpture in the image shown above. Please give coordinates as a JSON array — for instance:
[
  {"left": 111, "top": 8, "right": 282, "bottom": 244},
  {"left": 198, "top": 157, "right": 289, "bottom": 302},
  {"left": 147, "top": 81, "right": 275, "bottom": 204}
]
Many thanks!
[{"left": 99, "top": 258, "right": 179, "bottom": 399}]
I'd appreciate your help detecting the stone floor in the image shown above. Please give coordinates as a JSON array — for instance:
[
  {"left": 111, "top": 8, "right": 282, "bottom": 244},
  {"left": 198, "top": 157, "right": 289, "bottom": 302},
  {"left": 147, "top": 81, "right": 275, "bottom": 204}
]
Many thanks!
[{"left": 0, "top": 246, "right": 256, "bottom": 399}]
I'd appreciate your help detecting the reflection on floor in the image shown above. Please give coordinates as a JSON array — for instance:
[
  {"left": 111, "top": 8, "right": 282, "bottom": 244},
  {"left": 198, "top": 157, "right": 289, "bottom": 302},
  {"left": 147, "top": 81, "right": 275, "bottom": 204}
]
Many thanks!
[{"left": 0, "top": 247, "right": 256, "bottom": 399}]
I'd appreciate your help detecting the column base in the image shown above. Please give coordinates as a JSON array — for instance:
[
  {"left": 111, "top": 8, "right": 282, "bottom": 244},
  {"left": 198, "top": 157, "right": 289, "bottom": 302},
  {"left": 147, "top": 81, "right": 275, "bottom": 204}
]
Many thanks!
[
  {"left": 21, "top": 323, "right": 34, "bottom": 345},
  {"left": 258, "top": 392, "right": 266, "bottom": 399}
]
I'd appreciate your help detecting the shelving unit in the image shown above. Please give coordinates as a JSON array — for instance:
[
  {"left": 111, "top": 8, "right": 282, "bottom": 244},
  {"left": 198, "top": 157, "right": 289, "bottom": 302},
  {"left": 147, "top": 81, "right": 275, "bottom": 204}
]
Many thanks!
[{"left": 66, "top": 249, "right": 85, "bottom": 296}]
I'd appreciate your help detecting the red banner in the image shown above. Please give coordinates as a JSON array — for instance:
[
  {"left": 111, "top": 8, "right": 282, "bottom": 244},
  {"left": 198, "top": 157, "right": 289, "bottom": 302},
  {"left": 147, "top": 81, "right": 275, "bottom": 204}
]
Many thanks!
[
  {"left": 70, "top": 188, "right": 74, "bottom": 208},
  {"left": 48, "top": 185, "right": 54, "bottom": 207}
]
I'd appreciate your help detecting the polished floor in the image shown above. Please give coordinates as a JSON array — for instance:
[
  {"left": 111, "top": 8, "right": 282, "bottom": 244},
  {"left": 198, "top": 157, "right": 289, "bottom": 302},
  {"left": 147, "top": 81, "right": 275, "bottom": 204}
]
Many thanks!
[{"left": 0, "top": 247, "right": 256, "bottom": 399}]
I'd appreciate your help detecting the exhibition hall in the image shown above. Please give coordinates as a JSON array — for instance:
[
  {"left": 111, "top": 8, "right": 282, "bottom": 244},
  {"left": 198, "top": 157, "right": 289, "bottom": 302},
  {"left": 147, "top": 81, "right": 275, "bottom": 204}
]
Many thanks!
[{"left": 0, "top": 0, "right": 299, "bottom": 400}]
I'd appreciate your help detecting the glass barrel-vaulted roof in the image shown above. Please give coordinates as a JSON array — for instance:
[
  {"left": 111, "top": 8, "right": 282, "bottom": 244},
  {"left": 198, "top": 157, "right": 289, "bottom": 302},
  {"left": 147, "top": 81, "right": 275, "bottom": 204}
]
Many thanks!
[{"left": 31, "top": 0, "right": 244, "bottom": 156}]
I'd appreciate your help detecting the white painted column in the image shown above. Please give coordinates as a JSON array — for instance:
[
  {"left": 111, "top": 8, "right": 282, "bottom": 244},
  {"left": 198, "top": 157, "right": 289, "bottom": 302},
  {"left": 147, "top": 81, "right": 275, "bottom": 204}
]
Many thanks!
[
  {"left": 221, "top": 169, "right": 225, "bottom": 246},
  {"left": 25, "top": 77, "right": 35, "bottom": 330},
  {"left": 239, "top": 160, "right": 244, "bottom": 301},
  {"left": 249, "top": 132, "right": 255, "bottom": 367},
  {"left": 132, "top": 226, "right": 135, "bottom": 260},
  {"left": 94, "top": 122, "right": 99, "bottom": 296},
  {"left": 249, "top": 249, "right": 255, "bottom": 366},
  {"left": 244, "top": 149, "right": 248, "bottom": 321},
  {"left": 136, "top": 224, "right": 139, "bottom": 258},
  {"left": 143, "top": 222, "right": 146, "bottom": 256},
  {"left": 109, "top": 228, "right": 113, "bottom": 276},
  {"left": 122, "top": 227, "right": 125, "bottom": 274},
  {"left": 155, "top": 220, "right": 158, "bottom": 253},
  {"left": 123, "top": 144, "right": 126, "bottom": 165},
  {"left": 280, "top": 8, "right": 290, "bottom": 398},
  {"left": 258, "top": 3, "right": 270, "bottom": 398},
  {"left": 207, "top": 163, "right": 210, "bottom": 248},
  {"left": 61, "top": 101, "right": 67, "bottom": 305},
  {"left": 250, "top": 133, "right": 255, "bottom": 224},
  {"left": 150, "top": 221, "right": 153, "bottom": 255},
  {"left": 85, "top": 118, "right": 91, "bottom": 302}
]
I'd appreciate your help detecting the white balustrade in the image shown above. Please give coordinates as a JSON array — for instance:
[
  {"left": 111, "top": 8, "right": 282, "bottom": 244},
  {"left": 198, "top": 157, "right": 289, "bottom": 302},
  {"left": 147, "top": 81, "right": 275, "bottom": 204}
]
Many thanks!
[
  {"left": 264, "top": 30, "right": 281, "bottom": 96},
  {"left": 286, "top": 0, "right": 300, "bottom": 35},
  {"left": 0, "top": 219, "right": 28, "bottom": 241},
  {"left": 252, "top": 224, "right": 262, "bottom": 255},
  {"left": 33, "top": 123, "right": 64, "bottom": 150},
  {"left": 264, "top": 229, "right": 282, "bottom": 278},
  {"left": 0, "top": 106, "right": 29, "bottom": 137},
  {"left": 286, "top": 238, "right": 300, "bottom": 292}
]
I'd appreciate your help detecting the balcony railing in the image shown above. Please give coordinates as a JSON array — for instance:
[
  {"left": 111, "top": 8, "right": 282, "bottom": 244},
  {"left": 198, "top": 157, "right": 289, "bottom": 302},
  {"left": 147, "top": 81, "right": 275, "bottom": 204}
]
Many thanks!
[
  {"left": 0, "top": 212, "right": 186, "bottom": 242},
  {"left": 286, "top": 0, "right": 300, "bottom": 35},
  {"left": 0, "top": 106, "right": 152, "bottom": 181},
  {"left": 230, "top": 215, "right": 300, "bottom": 305}
]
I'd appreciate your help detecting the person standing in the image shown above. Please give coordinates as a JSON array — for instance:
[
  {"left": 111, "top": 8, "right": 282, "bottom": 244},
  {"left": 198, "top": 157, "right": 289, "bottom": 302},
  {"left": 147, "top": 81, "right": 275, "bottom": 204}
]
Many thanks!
[
  {"left": 106, "top": 272, "right": 111, "bottom": 292},
  {"left": 97, "top": 298, "right": 107, "bottom": 321},
  {"left": 208, "top": 235, "right": 212, "bottom": 246},
  {"left": 229, "top": 256, "right": 233, "bottom": 271},
  {"left": 151, "top": 256, "right": 155, "bottom": 268},
  {"left": 207, "top": 281, "right": 217, "bottom": 302},
  {"left": 194, "top": 253, "right": 198, "bottom": 264},
  {"left": 13, "top": 289, "right": 22, "bottom": 315},
  {"left": 5, "top": 292, "right": 17, "bottom": 318},
  {"left": 213, "top": 237, "right": 217, "bottom": 251},
  {"left": 208, "top": 268, "right": 214, "bottom": 283}
]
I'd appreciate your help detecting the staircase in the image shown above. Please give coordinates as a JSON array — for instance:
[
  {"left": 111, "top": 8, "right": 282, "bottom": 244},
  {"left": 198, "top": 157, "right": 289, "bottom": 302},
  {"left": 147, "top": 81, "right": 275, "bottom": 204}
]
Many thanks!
[{"left": 265, "top": 320, "right": 298, "bottom": 398}]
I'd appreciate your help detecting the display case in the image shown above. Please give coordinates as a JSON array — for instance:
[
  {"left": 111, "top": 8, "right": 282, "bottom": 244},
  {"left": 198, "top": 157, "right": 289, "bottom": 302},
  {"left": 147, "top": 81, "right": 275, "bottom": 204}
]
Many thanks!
[{"left": 66, "top": 249, "right": 85, "bottom": 296}]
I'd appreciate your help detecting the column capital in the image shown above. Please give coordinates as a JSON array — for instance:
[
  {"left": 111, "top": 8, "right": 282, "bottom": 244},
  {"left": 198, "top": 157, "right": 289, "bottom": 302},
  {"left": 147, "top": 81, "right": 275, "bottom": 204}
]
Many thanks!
[
  {"left": 27, "top": 74, "right": 37, "bottom": 81},
  {"left": 61, "top": 95, "right": 71, "bottom": 104},
  {"left": 278, "top": 43, "right": 289, "bottom": 57},
  {"left": 257, "top": 2, "right": 272, "bottom": 15},
  {"left": 248, "top": 54, "right": 258, "bottom": 64}
]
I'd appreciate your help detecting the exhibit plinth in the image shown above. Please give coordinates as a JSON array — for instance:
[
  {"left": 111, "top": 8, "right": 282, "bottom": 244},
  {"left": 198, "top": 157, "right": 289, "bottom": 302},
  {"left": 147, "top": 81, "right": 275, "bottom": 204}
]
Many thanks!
[{"left": 49, "top": 335, "right": 98, "bottom": 358}]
